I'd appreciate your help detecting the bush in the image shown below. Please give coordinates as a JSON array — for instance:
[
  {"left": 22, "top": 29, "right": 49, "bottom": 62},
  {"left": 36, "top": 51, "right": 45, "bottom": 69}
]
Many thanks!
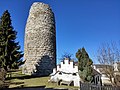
[{"left": 0, "top": 68, "right": 7, "bottom": 88}]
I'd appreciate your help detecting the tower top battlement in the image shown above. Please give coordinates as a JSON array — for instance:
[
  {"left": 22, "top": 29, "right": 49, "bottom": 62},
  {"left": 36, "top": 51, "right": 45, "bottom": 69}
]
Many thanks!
[{"left": 30, "top": 2, "right": 52, "bottom": 13}]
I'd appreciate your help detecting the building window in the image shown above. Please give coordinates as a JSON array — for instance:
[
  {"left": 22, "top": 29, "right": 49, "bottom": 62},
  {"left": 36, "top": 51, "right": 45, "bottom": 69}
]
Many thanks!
[
  {"left": 73, "top": 73, "right": 77, "bottom": 76},
  {"left": 59, "top": 72, "right": 62, "bottom": 75},
  {"left": 98, "top": 76, "right": 99, "bottom": 81},
  {"left": 96, "top": 77, "right": 98, "bottom": 84}
]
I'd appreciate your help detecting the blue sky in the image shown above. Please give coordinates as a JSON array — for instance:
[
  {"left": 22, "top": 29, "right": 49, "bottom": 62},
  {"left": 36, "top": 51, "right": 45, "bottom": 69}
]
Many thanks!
[{"left": 0, "top": 0, "right": 120, "bottom": 64}]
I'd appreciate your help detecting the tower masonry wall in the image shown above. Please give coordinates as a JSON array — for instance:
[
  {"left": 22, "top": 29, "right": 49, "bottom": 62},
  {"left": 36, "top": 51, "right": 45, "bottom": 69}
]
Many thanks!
[{"left": 23, "top": 2, "right": 56, "bottom": 76}]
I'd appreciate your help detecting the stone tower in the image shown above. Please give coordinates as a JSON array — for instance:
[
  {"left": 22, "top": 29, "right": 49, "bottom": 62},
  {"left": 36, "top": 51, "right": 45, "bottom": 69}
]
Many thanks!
[{"left": 23, "top": 2, "right": 56, "bottom": 76}]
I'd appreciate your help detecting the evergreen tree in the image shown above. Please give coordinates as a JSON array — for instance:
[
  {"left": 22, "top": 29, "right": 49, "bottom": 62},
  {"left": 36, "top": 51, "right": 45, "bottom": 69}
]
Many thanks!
[
  {"left": 0, "top": 10, "right": 23, "bottom": 71},
  {"left": 76, "top": 47, "right": 93, "bottom": 82}
]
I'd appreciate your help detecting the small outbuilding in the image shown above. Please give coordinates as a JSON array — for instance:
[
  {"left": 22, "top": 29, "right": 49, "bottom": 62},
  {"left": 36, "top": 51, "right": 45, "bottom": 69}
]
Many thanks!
[
  {"left": 50, "top": 58, "right": 102, "bottom": 87},
  {"left": 50, "top": 58, "right": 80, "bottom": 86}
]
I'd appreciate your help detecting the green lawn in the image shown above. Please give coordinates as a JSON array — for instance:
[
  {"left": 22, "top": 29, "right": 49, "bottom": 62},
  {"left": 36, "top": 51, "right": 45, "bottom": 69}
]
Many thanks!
[{"left": 7, "top": 70, "right": 79, "bottom": 90}]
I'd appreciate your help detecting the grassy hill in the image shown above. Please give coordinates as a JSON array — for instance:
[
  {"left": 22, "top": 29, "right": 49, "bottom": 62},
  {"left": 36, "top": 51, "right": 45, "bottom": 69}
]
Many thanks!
[{"left": 6, "top": 70, "right": 79, "bottom": 90}]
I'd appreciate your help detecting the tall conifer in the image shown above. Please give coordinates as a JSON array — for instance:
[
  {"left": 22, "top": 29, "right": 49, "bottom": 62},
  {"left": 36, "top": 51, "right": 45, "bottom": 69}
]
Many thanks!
[
  {"left": 0, "top": 10, "right": 23, "bottom": 71},
  {"left": 76, "top": 47, "right": 93, "bottom": 82}
]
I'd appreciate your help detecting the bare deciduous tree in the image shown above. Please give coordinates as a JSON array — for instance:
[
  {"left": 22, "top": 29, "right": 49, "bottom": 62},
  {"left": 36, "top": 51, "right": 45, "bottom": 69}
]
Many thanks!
[
  {"left": 60, "top": 52, "right": 73, "bottom": 60},
  {"left": 97, "top": 42, "right": 120, "bottom": 86}
]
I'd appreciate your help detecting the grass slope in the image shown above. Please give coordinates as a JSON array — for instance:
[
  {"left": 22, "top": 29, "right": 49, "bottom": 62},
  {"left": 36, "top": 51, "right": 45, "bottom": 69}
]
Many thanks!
[{"left": 8, "top": 70, "right": 79, "bottom": 89}]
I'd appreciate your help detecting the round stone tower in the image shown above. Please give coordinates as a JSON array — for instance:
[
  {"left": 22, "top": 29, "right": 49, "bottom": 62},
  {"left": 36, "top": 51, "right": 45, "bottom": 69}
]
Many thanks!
[{"left": 23, "top": 2, "right": 56, "bottom": 76}]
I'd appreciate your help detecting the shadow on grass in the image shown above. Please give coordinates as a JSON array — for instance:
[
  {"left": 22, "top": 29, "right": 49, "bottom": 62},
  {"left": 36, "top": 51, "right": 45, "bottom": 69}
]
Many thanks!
[
  {"left": 10, "top": 82, "right": 24, "bottom": 85},
  {"left": 6, "top": 74, "right": 47, "bottom": 80},
  {"left": 2, "top": 85, "right": 68, "bottom": 90}
]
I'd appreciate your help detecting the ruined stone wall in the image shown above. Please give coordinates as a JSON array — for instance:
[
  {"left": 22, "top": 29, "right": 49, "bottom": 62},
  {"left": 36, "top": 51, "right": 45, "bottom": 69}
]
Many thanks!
[{"left": 23, "top": 2, "right": 56, "bottom": 76}]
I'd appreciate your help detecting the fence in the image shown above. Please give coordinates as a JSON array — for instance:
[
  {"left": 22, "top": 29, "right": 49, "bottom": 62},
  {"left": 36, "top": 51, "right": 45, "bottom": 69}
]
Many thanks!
[{"left": 80, "top": 82, "right": 120, "bottom": 90}]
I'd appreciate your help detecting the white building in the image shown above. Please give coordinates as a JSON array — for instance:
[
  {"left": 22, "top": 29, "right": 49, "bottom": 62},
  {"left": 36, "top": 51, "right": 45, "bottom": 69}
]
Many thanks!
[
  {"left": 50, "top": 58, "right": 101, "bottom": 87},
  {"left": 114, "top": 62, "right": 120, "bottom": 72},
  {"left": 93, "top": 62, "right": 120, "bottom": 86},
  {"left": 50, "top": 58, "right": 80, "bottom": 86},
  {"left": 93, "top": 64, "right": 114, "bottom": 86}
]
